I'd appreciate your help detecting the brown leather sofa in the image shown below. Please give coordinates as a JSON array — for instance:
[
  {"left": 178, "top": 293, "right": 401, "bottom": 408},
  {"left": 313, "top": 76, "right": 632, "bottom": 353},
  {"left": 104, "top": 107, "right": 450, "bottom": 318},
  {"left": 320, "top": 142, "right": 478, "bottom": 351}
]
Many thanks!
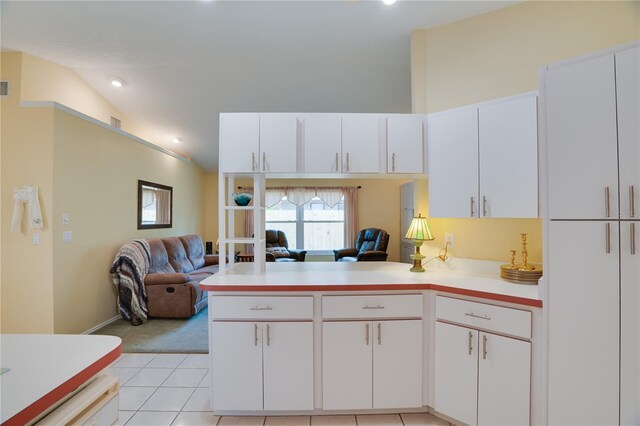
[
  {"left": 144, "top": 235, "right": 219, "bottom": 318},
  {"left": 334, "top": 228, "right": 390, "bottom": 262}
]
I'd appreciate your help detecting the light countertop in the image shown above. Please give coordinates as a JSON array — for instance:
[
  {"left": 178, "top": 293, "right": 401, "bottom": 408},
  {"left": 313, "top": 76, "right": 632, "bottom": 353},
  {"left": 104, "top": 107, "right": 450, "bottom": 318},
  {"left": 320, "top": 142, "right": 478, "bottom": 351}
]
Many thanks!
[
  {"left": 0, "top": 334, "right": 121, "bottom": 425},
  {"left": 201, "top": 261, "right": 542, "bottom": 307}
]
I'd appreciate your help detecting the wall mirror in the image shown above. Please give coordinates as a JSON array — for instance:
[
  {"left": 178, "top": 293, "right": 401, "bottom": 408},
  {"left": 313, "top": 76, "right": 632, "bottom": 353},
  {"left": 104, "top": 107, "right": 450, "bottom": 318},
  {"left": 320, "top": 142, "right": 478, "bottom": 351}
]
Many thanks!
[{"left": 138, "top": 180, "right": 173, "bottom": 229}]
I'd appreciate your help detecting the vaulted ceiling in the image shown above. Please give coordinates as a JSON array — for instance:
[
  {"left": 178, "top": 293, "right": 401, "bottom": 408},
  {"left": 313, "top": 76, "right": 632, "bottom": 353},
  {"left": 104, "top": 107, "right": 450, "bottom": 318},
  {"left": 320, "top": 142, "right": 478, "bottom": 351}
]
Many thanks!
[{"left": 1, "top": 1, "right": 518, "bottom": 171}]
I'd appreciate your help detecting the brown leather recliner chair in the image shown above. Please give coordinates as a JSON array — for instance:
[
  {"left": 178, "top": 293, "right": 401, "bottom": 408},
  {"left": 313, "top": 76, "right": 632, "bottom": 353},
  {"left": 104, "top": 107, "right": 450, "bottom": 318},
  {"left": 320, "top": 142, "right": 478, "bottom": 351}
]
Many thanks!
[
  {"left": 265, "top": 229, "right": 307, "bottom": 262},
  {"left": 334, "top": 228, "right": 390, "bottom": 262}
]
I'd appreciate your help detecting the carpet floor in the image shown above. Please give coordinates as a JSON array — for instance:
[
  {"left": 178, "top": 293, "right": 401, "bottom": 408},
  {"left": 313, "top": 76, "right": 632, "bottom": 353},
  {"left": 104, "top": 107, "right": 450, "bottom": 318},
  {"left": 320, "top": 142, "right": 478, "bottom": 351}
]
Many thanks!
[{"left": 92, "top": 307, "right": 208, "bottom": 353}]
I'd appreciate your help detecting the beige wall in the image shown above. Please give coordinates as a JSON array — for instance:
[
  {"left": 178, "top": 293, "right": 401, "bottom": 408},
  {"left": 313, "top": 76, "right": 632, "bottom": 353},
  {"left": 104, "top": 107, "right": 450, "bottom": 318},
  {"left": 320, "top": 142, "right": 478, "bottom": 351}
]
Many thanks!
[
  {"left": 1, "top": 52, "right": 56, "bottom": 333},
  {"left": 412, "top": 0, "right": 640, "bottom": 263},
  {"left": 1, "top": 52, "right": 206, "bottom": 334}
]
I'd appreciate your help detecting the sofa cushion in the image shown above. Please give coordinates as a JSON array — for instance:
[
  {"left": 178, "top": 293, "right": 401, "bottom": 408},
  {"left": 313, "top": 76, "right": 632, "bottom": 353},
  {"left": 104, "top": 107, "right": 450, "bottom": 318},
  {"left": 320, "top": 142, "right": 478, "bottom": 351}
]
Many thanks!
[
  {"left": 193, "top": 265, "right": 220, "bottom": 275},
  {"left": 267, "top": 247, "right": 290, "bottom": 258},
  {"left": 163, "top": 237, "right": 194, "bottom": 273},
  {"left": 180, "top": 235, "right": 205, "bottom": 270},
  {"left": 147, "top": 238, "right": 176, "bottom": 274}
]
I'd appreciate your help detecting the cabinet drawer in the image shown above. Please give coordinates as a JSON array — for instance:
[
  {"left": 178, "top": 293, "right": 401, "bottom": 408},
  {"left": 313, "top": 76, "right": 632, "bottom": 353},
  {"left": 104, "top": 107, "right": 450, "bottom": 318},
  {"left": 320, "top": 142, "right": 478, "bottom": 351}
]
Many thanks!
[
  {"left": 435, "top": 296, "right": 531, "bottom": 339},
  {"left": 322, "top": 295, "right": 422, "bottom": 319},
  {"left": 211, "top": 296, "right": 313, "bottom": 320}
]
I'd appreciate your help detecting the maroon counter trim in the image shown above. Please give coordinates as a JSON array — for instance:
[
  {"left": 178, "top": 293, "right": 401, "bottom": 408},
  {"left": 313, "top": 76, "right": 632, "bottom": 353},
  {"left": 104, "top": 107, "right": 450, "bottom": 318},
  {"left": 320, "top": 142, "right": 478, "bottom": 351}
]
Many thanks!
[
  {"left": 2, "top": 343, "right": 122, "bottom": 426},
  {"left": 202, "top": 283, "right": 543, "bottom": 308}
]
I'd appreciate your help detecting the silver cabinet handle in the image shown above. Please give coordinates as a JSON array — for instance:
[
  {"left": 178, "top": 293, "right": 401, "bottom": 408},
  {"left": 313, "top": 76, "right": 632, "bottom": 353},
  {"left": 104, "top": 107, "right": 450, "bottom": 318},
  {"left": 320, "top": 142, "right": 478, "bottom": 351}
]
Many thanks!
[
  {"left": 346, "top": 152, "right": 350, "bottom": 172},
  {"left": 250, "top": 306, "right": 273, "bottom": 311},
  {"left": 254, "top": 324, "right": 258, "bottom": 346},
  {"left": 365, "top": 323, "right": 369, "bottom": 345},
  {"left": 632, "top": 223, "right": 636, "bottom": 255},
  {"left": 482, "top": 196, "right": 487, "bottom": 217},
  {"left": 470, "top": 196, "right": 475, "bottom": 217},
  {"left": 335, "top": 152, "right": 339, "bottom": 172},
  {"left": 252, "top": 152, "right": 256, "bottom": 171},
  {"left": 482, "top": 335, "right": 488, "bottom": 360},
  {"left": 630, "top": 186, "right": 636, "bottom": 218},
  {"left": 392, "top": 153, "right": 396, "bottom": 172},
  {"left": 266, "top": 324, "right": 271, "bottom": 346},
  {"left": 468, "top": 331, "right": 473, "bottom": 355},
  {"left": 362, "top": 305, "right": 385, "bottom": 310},
  {"left": 262, "top": 152, "right": 266, "bottom": 172},
  {"left": 377, "top": 323, "right": 381, "bottom": 345},
  {"left": 605, "top": 187, "right": 611, "bottom": 218},
  {"left": 606, "top": 223, "right": 611, "bottom": 254},
  {"left": 465, "top": 312, "right": 491, "bottom": 320}
]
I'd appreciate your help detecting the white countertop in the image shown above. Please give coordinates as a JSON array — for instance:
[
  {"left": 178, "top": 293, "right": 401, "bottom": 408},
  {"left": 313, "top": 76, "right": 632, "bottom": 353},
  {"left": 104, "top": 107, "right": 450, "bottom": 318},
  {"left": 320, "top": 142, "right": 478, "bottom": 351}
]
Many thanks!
[
  {"left": 0, "top": 334, "right": 121, "bottom": 425},
  {"left": 201, "top": 261, "right": 541, "bottom": 306}
]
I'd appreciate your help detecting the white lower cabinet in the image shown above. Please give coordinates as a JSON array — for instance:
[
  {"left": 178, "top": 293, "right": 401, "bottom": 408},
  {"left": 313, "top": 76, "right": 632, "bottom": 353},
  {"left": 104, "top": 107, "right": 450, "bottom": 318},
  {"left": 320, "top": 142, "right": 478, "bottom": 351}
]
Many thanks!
[
  {"left": 211, "top": 321, "right": 313, "bottom": 411},
  {"left": 322, "top": 320, "right": 422, "bottom": 410},
  {"left": 435, "top": 322, "right": 530, "bottom": 426}
]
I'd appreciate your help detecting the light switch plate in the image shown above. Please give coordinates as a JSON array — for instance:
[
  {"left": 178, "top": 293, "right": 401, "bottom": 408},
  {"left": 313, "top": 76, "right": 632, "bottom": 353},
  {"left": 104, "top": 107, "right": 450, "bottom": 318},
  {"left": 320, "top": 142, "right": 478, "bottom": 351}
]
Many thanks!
[
  {"left": 62, "top": 213, "right": 70, "bottom": 225},
  {"left": 63, "top": 231, "right": 72, "bottom": 243}
]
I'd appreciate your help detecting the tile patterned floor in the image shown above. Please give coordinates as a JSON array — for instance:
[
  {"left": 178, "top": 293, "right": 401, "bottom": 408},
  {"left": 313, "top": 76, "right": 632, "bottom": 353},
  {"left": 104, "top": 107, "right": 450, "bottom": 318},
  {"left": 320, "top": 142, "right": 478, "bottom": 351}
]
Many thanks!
[{"left": 109, "top": 353, "right": 452, "bottom": 426}]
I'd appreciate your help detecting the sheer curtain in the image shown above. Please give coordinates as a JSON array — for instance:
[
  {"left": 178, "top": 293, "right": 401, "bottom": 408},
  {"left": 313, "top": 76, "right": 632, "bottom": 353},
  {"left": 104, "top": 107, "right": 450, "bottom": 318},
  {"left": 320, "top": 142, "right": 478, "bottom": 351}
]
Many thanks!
[
  {"left": 342, "top": 187, "right": 359, "bottom": 246},
  {"left": 155, "top": 189, "right": 171, "bottom": 224}
]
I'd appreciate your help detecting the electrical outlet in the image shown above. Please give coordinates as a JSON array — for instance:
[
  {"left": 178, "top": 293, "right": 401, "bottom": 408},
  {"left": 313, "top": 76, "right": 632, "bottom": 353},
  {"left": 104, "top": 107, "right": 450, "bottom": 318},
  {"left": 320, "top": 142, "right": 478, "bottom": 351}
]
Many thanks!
[
  {"left": 444, "top": 232, "right": 455, "bottom": 248},
  {"left": 63, "top": 231, "right": 73, "bottom": 243},
  {"left": 32, "top": 233, "right": 40, "bottom": 245}
]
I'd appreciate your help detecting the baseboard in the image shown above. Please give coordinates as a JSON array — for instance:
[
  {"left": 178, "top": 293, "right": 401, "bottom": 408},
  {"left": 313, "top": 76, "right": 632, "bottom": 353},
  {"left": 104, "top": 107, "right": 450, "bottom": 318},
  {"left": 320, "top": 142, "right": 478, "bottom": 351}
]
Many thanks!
[{"left": 82, "top": 315, "right": 121, "bottom": 335}]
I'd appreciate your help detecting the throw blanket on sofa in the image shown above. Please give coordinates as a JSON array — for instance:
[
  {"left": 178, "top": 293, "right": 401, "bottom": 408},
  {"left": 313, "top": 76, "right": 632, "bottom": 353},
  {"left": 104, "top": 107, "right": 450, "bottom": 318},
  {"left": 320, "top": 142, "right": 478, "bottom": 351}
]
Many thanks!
[{"left": 110, "top": 239, "right": 151, "bottom": 325}]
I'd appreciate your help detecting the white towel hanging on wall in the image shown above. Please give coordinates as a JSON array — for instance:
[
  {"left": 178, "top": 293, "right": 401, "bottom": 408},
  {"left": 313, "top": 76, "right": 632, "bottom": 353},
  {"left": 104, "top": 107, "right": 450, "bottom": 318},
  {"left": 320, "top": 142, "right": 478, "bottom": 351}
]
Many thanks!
[{"left": 11, "top": 186, "right": 43, "bottom": 233}]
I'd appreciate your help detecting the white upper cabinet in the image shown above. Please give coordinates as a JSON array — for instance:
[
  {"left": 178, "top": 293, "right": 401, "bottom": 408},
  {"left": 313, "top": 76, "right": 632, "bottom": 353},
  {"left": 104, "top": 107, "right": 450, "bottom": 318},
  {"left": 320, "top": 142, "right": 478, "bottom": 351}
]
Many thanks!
[
  {"left": 302, "top": 115, "right": 342, "bottom": 173},
  {"left": 387, "top": 116, "right": 425, "bottom": 174},
  {"left": 428, "top": 107, "right": 479, "bottom": 218},
  {"left": 259, "top": 114, "right": 298, "bottom": 173},
  {"left": 616, "top": 47, "right": 640, "bottom": 220},
  {"left": 479, "top": 95, "right": 538, "bottom": 218},
  {"left": 428, "top": 93, "right": 538, "bottom": 219},
  {"left": 546, "top": 54, "right": 619, "bottom": 219},
  {"left": 220, "top": 113, "right": 260, "bottom": 173},
  {"left": 342, "top": 115, "right": 381, "bottom": 173}
]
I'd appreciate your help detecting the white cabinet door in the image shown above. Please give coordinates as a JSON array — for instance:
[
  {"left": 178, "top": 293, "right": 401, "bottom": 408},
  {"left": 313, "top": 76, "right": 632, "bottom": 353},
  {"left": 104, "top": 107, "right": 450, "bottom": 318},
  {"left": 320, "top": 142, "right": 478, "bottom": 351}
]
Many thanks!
[
  {"left": 428, "top": 107, "right": 479, "bottom": 218},
  {"left": 303, "top": 115, "right": 342, "bottom": 173},
  {"left": 479, "top": 95, "right": 538, "bottom": 218},
  {"left": 434, "top": 322, "right": 478, "bottom": 426},
  {"left": 220, "top": 113, "right": 260, "bottom": 173},
  {"left": 387, "top": 116, "right": 424, "bottom": 174},
  {"left": 616, "top": 47, "right": 640, "bottom": 220},
  {"left": 211, "top": 322, "right": 263, "bottom": 411},
  {"left": 373, "top": 320, "right": 422, "bottom": 409},
  {"left": 546, "top": 54, "right": 619, "bottom": 219},
  {"left": 263, "top": 322, "right": 313, "bottom": 411},
  {"left": 259, "top": 114, "right": 298, "bottom": 173},
  {"left": 342, "top": 115, "right": 381, "bottom": 173},
  {"left": 548, "top": 221, "right": 620, "bottom": 425},
  {"left": 477, "top": 332, "right": 530, "bottom": 426},
  {"left": 322, "top": 321, "right": 372, "bottom": 409},
  {"left": 621, "top": 220, "right": 640, "bottom": 425}
]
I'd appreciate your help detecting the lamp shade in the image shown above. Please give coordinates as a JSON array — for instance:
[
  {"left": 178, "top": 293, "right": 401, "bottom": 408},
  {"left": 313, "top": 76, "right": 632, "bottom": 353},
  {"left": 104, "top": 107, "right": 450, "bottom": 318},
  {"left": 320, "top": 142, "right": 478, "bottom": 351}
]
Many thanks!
[{"left": 405, "top": 214, "right": 434, "bottom": 241}]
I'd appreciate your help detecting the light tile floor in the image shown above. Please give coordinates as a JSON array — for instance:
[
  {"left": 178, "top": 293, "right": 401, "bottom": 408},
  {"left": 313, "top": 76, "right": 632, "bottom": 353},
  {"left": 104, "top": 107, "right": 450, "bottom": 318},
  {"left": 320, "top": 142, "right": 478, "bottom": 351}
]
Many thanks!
[{"left": 109, "top": 353, "right": 452, "bottom": 426}]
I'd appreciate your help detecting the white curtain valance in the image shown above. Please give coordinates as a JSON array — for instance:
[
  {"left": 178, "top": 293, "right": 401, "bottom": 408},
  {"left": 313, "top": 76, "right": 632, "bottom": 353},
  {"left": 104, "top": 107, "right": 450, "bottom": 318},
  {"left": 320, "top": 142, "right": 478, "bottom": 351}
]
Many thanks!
[{"left": 263, "top": 187, "right": 345, "bottom": 208}]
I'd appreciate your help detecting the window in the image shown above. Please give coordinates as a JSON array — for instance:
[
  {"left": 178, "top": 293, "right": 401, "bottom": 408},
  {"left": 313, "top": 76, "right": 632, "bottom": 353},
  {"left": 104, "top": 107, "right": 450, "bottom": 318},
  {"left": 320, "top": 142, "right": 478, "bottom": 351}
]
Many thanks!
[{"left": 266, "top": 196, "right": 344, "bottom": 252}]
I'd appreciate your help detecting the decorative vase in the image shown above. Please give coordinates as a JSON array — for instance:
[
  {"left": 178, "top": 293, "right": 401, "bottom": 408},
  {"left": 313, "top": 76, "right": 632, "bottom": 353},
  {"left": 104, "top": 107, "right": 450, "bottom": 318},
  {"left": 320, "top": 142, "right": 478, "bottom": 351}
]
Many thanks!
[{"left": 232, "top": 192, "right": 252, "bottom": 206}]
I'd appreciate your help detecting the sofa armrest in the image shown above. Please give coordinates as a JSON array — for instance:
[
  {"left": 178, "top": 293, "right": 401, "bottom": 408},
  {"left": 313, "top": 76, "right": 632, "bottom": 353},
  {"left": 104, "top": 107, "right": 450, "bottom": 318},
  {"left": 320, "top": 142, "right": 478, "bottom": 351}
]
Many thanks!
[
  {"left": 356, "top": 251, "right": 389, "bottom": 262},
  {"left": 334, "top": 248, "right": 358, "bottom": 261},
  {"left": 144, "top": 273, "right": 191, "bottom": 285},
  {"left": 204, "top": 254, "right": 220, "bottom": 266},
  {"left": 266, "top": 252, "right": 276, "bottom": 262},
  {"left": 288, "top": 250, "right": 307, "bottom": 261}
]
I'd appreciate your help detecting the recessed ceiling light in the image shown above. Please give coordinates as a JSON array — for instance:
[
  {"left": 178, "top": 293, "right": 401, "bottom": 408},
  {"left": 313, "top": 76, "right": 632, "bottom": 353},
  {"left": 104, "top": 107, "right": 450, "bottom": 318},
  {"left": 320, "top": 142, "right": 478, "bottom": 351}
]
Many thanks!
[
  {"left": 172, "top": 137, "right": 181, "bottom": 144},
  {"left": 382, "top": 0, "right": 397, "bottom": 4},
  {"left": 110, "top": 78, "right": 126, "bottom": 87}
]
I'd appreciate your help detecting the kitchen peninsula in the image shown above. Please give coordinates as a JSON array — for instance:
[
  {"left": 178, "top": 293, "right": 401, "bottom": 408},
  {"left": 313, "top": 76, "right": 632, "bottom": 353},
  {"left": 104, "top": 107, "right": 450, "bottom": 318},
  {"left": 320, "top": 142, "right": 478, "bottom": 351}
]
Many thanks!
[{"left": 202, "top": 261, "right": 543, "bottom": 425}]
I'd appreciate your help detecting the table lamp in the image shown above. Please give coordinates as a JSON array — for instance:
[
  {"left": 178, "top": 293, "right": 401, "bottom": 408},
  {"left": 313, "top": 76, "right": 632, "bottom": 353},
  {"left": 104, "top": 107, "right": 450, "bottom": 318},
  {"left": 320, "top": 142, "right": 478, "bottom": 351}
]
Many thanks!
[{"left": 405, "top": 214, "right": 435, "bottom": 272}]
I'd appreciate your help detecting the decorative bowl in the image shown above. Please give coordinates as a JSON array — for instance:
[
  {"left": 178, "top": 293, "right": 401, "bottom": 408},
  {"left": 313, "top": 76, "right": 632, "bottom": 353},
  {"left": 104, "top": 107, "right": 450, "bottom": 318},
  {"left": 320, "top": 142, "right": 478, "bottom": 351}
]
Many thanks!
[{"left": 233, "top": 192, "right": 253, "bottom": 206}]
